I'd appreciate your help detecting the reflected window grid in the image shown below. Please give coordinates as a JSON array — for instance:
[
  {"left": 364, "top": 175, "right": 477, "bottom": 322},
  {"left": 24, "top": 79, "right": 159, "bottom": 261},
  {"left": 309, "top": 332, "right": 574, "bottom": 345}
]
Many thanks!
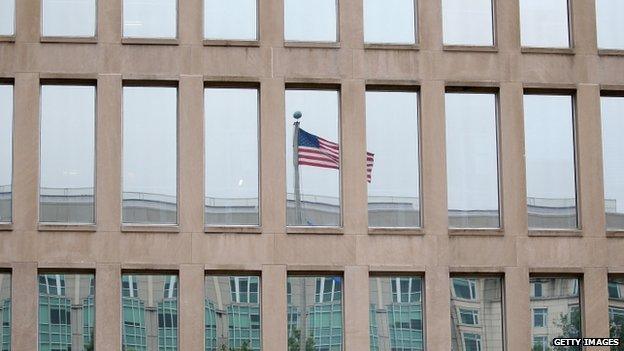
[
  {"left": 608, "top": 278, "right": 624, "bottom": 343},
  {"left": 363, "top": 0, "right": 417, "bottom": 45},
  {"left": 442, "top": 0, "right": 495, "bottom": 46},
  {"left": 596, "top": 0, "right": 624, "bottom": 50},
  {"left": 0, "top": 274, "right": 10, "bottom": 351},
  {"left": 123, "top": 0, "right": 178, "bottom": 39},
  {"left": 41, "top": 0, "right": 97, "bottom": 38},
  {"left": 0, "top": 0, "right": 15, "bottom": 36},
  {"left": 601, "top": 96, "right": 624, "bottom": 231},
  {"left": 0, "top": 85, "right": 12, "bottom": 223},
  {"left": 519, "top": 0, "right": 571, "bottom": 48},
  {"left": 203, "top": 0, "right": 258, "bottom": 41},
  {"left": 284, "top": 0, "right": 338, "bottom": 43}
]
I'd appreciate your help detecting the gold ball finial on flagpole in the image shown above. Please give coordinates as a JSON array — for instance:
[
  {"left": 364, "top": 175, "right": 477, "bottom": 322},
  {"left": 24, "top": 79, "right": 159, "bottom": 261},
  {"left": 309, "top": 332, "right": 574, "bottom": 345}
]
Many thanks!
[{"left": 293, "top": 111, "right": 302, "bottom": 119}]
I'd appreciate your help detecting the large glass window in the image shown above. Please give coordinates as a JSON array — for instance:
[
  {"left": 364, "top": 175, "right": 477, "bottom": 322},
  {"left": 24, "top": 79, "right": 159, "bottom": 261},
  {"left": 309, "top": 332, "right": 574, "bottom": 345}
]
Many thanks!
[
  {"left": 42, "top": 0, "right": 96, "bottom": 37},
  {"left": 366, "top": 91, "right": 420, "bottom": 228},
  {"left": 524, "top": 94, "right": 577, "bottom": 230},
  {"left": 123, "top": 0, "right": 177, "bottom": 39},
  {"left": 205, "top": 275, "right": 261, "bottom": 351},
  {"left": 450, "top": 277, "right": 503, "bottom": 351},
  {"left": 38, "top": 273, "right": 95, "bottom": 351},
  {"left": 122, "top": 274, "right": 178, "bottom": 351},
  {"left": 284, "top": 0, "right": 337, "bottom": 43},
  {"left": 205, "top": 88, "right": 259, "bottom": 226},
  {"left": 0, "top": 0, "right": 15, "bottom": 36},
  {"left": 40, "top": 85, "right": 95, "bottom": 224},
  {"left": 530, "top": 277, "right": 581, "bottom": 350},
  {"left": 442, "top": 0, "right": 494, "bottom": 46},
  {"left": 519, "top": 0, "right": 570, "bottom": 48},
  {"left": 364, "top": 0, "right": 416, "bottom": 45},
  {"left": 287, "top": 276, "right": 343, "bottom": 351},
  {"left": 0, "top": 85, "right": 11, "bottom": 223},
  {"left": 286, "top": 89, "right": 341, "bottom": 227},
  {"left": 596, "top": 0, "right": 624, "bottom": 50},
  {"left": 369, "top": 276, "right": 423, "bottom": 351},
  {"left": 609, "top": 278, "right": 624, "bottom": 344},
  {"left": 123, "top": 86, "right": 177, "bottom": 225},
  {"left": 0, "top": 273, "right": 10, "bottom": 351},
  {"left": 601, "top": 96, "right": 624, "bottom": 231},
  {"left": 204, "top": 0, "right": 257, "bottom": 41},
  {"left": 446, "top": 92, "right": 500, "bottom": 228}
]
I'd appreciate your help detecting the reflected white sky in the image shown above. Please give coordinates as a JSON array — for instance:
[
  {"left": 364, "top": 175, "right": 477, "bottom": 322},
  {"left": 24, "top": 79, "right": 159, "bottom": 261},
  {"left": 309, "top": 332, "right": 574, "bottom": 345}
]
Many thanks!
[
  {"left": 446, "top": 93, "right": 499, "bottom": 210},
  {"left": 123, "top": 87, "right": 177, "bottom": 197},
  {"left": 364, "top": 0, "right": 416, "bottom": 44},
  {"left": 42, "top": 0, "right": 96, "bottom": 37},
  {"left": 204, "top": 0, "right": 257, "bottom": 40},
  {"left": 40, "top": 85, "right": 95, "bottom": 189},
  {"left": 442, "top": 0, "right": 493, "bottom": 46},
  {"left": 601, "top": 97, "right": 624, "bottom": 213},
  {"left": 205, "top": 88, "right": 258, "bottom": 199},
  {"left": 520, "top": 0, "right": 570, "bottom": 48},
  {"left": 524, "top": 95, "right": 576, "bottom": 200},
  {"left": 123, "top": 0, "right": 177, "bottom": 38},
  {"left": 596, "top": 0, "right": 624, "bottom": 50},
  {"left": 0, "top": 0, "right": 14, "bottom": 36},
  {"left": 0, "top": 85, "right": 11, "bottom": 187},
  {"left": 285, "top": 90, "right": 339, "bottom": 199},
  {"left": 284, "top": 0, "right": 337, "bottom": 42}
]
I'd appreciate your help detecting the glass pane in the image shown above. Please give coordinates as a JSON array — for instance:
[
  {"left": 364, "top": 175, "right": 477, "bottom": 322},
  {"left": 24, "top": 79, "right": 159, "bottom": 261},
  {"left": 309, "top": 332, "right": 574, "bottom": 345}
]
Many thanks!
[
  {"left": 602, "top": 97, "right": 624, "bottom": 230},
  {"left": 0, "top": 0, "right": 15, "bottom": 36},
  {"left": 446, "top": 93, "right": 499, "bottom": 228},
  {"left": 0, "top": 274, "right": 10, "bottom": 351},
  {"left": 596, "top": 0, "right": 624, "bottom": 50},
  {"left": 38, "top": 273, "right": 94, "bottom": 351},
  {"left": 520, "top": 0, "right": 570, "bottom": 48},
  {"left": 369, "top": 276, "right": 423, "bottom": 351},
  {"left": 40, "top": 85, "right": 95, "bottom": 224},
  {"left": 364, "top": 0, "right": 416, "bottom": 44},
  {"left": 288, "top": 276, "right": 343, "bottom": 351},
  {"left": 42, "top": 0, "right": 96, "bottom": 37},
  {"left": 204, "top": 0, "right": 257, "bottom": 40},
  {"left": 205, "top": 275, "right": 261, "bottom": 351},
  {"left": 205, "top": 88, "right": 259, "bottom": 226},
  {"left": 121, "top": 274, "right": 178, "bottom": 351},
  {"left": 284, "top": 0, "right": 337, "bottom": 42},
  {"left": 123, "top": 0, "right": 177, "bottom": 38},
  {"left": 286, "top": 89, "right": 340, "bottom": 227},
  {"left": 123, "top": 86, "right": 177, "bottom": 224},
  {"left": 442, "top": 0, "right": 494, "bottom": 46},
  {"left": 609, "top": 278, "right": 624, "bottom": 342},
  {"left": 529, "top": 277, "right": 581, "bottom": 350},
  {"left": 450, "top": 277, "right": 503, "bottom": 351},
  {"left": 524, "top": 94, "right": 577, "bottom": 229},
  {"left": 366, "top": 91, "right": 420, "bottom": 227},
  {"left": 0, "top": 85, "right": 11, "bottom": 223}
]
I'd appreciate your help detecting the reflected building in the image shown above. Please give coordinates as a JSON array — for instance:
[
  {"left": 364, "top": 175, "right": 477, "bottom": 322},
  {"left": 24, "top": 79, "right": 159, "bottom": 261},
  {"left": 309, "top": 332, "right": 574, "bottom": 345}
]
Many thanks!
[
  {"left": 0, "top": 274, "right": 10, "bottom": 351},
  {"left": 608, "top": 278, "right": 624, "bottom": 347},
  {"left": 0, "top": 185, "right": 9, "bottom": 224}
]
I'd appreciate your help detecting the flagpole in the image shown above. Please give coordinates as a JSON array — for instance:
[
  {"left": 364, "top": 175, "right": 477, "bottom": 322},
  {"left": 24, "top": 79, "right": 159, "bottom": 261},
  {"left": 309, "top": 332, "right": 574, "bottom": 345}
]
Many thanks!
[{"left": 293, "top": 111, "right": 303, "bottom": 225}]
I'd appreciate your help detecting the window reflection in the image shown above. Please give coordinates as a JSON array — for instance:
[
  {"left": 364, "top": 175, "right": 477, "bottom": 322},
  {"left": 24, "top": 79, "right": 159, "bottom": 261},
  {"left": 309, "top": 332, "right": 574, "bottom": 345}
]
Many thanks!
[
  {"left": 205, "top": 275, "right": 261, "bottom": 351},
  {"left": 530, "top": 277, "right": 581, "bottom": 351},
  {"left": 524, "top": 94, "right": 577, "bottom": 230},
  {"left": 450, "top": 277, "right": 504, "bottom": 351},
  {"left": 608, "top": 278, "right": 624, "bottom": 344},
  {"left": 446, "top": 93, "right": 500, "bottom": 229},
  {"left": 0, "top": 0, "right": 15, "bottom": 36},
  {"left": 204, "top": 0, "right": 257, "bottom": 41},
  {"left": 0, "top": 274, "right": 10, "bottom": 351},
  {"left": 366, "top": 91, "right": 420, "bottom": 228},
  {"left": 40, "top": 85, "right": 95, "bottom": 224},
  {"left": 287, "top": 276, "right": 343, "bottom": 351},
  {"left": 284, "top": 0, "right": 337, "bottom": 42},
  {"left": 205, "top": 88, "right": 259, "bottom": 226},
  {"left": 123, "top": 0, "right": 177, "bottom": 39},
  {"left": 286, "top": 89, "right": 341, "bottom": 227},
  {"left": 122, "top": 274, "right": 178, "bottom": 351},
  {"left": 520, "top": 0, "right": 570, "bottom": 48},
  {"left": 596, "top": 0, "right": 624, "bottom": 50},
  {"left": 123, "top": 86, "right": 177, "bottom": 225},
  {"left": 364, "top": 0, "right": 416, "bottom": 45},
  {"left": 442, "top": 0, "right": 494, "bottom": 46},
  {"left": 0, "top": 85, "right": 11, "bottom": 223},
  {"left": 38, "top": 273, "right": 94, "bottom": 351},
  {"left": 42, "top": 0, "right": 96, "bottom": 37},
  {"left": 601, "top": 97, "right": 624, "bottom": 231},
  {"left": 370, "top": 276, "right": 423, "bottom": 351}
]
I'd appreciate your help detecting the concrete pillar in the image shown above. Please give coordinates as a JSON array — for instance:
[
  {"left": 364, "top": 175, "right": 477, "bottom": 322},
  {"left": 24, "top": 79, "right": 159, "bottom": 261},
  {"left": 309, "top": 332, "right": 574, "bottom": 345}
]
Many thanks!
[
  {"left": 262, "top": 265, "right": 287, "bottom": 351},
  {"left": 344, "top": 265, "right": 369, "bottom": 350},
  {"left": 95, "top": 264, "right": 121, "bottom": 351},
  {"left": 179, "top": 264, "right": 204, "bottom": 351},
  {"left": 12, "top": 263, "right": 37, "bottom": 351}
]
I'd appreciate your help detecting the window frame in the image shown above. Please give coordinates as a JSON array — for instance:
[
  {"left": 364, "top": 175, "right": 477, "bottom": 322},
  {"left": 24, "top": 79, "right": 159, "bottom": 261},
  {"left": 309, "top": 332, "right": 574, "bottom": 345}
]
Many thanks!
[
  {"left": 519, "top": 0, "right": 574, "bottom": 50},
  {"left": 462, "top": 332, "right": 482, "bottom": 351},
  {"left": 283, "top": 0, "right": 340, "bottom": 45},
  {"left": 0, "top": 0, "right": 16, "bottom": 39},
  {"left": 441, "top": 0, "right": 498, "bottom": 49},
  {"left": 532, "top": 307, "right": 548, "bottom": 327},
  {"left": 202, "top": 0, "right": 260, "bottom": 45},
  {"left": 40, "top": 0, "right": 98, "bottom": 41},
  {"left": 363, "top": 0, "right": 419, "bottom": 47},
  {"left": 121, "top": 0, "right": 179, "bottom": 42},
  {"left": 0, "top": 81, "right": 14, "bottom": 226},
  {"left": 458, "top": 307, "right": 480, "bottom": 326},
  {"left": 600, "top": 92, "right": 624, "bottom": 233}
]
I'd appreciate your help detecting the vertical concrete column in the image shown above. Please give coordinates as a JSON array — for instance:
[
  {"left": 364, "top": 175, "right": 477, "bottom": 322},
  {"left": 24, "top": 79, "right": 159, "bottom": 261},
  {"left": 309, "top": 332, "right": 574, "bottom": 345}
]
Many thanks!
[
  {"left": 425, "top": 266, "right": 451, "bottom": 350},
  {"left": 262, "top": 265, "right": 287, "bottom": 351},
  {"left": 344, "top": 265, "right": 369, "bottom": 350},
  {"left": 497, "top": 0, "right": 521, "bottom": 53},
  {"left": 260, "top": 0, "right": 284, "bottom": 47},
  {"left": 15, "top": 0, "right": 39, "bottom": 43},
  {"left": 179, "top": 0, "right": 203, "bottom": 45},
  {"left": 98, "top": 0, "right": 121, "bottom": 43},
  {"left": 95, "top": 264, "right": 121, "bottom": 351},
  {"left": 504, "top": 266, "right": 530, "bottom": 351},
  {"left": 178, "top": 75, "right": 205, "bottom": 233},
  {"left": 11, "top": 262, "right": 37, "bottom": 351},
  {"left": 260, "top": 78, "right": 286, "bottom": 233},
  {"left": 179, "top": 264, "right": 204, "bottom": 351},
  {"left": 418, "top": 0, "right": 443, "bottom": 51},
  {"left": 583, "top": 268, "right": 609, "bottom": 342},
  {"left": 572, "top": 0, "right": 598, "bottom": 54},
  {"left": 341, "top": 79, "right": 367, "bottom": 234},
  {"left": 340, "top": 0, "right": 364, "bottom": 49}
]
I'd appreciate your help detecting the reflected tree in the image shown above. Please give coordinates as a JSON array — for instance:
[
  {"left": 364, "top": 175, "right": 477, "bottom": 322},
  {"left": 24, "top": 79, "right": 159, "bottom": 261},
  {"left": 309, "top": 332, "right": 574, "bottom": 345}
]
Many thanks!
[{"left": 288, "top": 329, "right": 316, "bottom": 351}]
